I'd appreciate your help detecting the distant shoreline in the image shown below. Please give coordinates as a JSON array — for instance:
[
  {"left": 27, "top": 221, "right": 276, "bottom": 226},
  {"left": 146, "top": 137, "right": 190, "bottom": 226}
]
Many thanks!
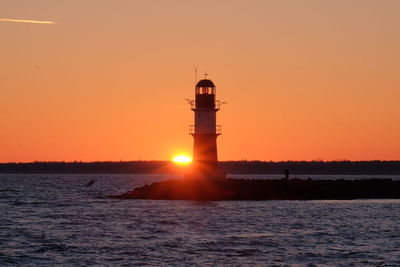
[{"left": 1, "top": 161, "right": 400, "bottom": 175}]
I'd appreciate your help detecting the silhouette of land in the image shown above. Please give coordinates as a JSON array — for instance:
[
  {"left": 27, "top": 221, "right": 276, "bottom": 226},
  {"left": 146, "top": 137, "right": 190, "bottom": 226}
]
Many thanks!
[
  {"left": 3, "top": 161, "right": 399, "bottom": 201},
  {"left": 1, "top": 161, "right": 400, "bottom": 174}
]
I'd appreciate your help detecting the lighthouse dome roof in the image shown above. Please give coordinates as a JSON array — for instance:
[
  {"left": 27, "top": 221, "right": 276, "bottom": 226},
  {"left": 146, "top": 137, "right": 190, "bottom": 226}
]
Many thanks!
[{"left": 196, "top": 79, "right": 215, "bottom": 88}]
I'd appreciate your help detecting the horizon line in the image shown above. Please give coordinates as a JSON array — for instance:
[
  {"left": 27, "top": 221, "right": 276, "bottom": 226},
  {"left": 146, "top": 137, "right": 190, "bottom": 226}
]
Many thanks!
[{"left": 1, "top": 160, "right": 400, "bottom": 164}]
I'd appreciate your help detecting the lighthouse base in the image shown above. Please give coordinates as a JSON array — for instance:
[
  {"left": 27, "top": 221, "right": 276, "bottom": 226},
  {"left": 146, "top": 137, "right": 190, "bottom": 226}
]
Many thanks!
[{"left": 184, "top": 169, "right": 226, "bottom": 180}]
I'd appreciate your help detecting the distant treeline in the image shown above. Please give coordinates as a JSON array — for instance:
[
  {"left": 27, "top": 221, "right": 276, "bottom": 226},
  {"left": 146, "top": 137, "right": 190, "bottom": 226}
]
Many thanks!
[{"left": 0, "top": 161, "right": 400, "bottom": 175}]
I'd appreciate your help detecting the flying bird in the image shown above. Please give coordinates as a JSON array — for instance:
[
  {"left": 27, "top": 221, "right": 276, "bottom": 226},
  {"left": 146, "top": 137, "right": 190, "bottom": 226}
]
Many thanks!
[{"left": 85, "top": 180, "right": 95, "bottom": 187}]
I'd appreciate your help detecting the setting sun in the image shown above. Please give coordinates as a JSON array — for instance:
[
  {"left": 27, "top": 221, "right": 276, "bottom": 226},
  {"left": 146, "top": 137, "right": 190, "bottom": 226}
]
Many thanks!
[{"left": 172, "top": 155, "right": 192, "bottom": 164}]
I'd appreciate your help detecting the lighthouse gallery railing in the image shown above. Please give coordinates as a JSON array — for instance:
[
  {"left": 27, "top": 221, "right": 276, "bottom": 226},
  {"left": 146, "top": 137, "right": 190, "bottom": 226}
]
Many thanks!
[
  {"left": 188, "top": 100, "right": 223, "bottom": 110},
  {"left": 189, "top": 125, "right": 222, "bottom": 135}
]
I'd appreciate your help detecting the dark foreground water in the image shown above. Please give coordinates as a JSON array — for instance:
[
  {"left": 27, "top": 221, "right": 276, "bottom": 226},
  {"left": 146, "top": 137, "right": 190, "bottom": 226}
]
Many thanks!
[{"left": 1, "top": 174, "right": 400, "bottom": 266}]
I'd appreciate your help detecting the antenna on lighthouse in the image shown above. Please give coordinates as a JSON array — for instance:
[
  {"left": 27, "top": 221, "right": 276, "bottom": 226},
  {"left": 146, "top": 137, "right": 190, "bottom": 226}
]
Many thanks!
[{"left": 194, "top": 66, "right": 198, "bottom": 84}]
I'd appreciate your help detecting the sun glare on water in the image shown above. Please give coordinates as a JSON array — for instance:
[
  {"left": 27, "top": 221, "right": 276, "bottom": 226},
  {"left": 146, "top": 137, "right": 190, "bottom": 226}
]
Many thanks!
[{"left": 172, "top": 155, "right": 192, "bottom": 164}]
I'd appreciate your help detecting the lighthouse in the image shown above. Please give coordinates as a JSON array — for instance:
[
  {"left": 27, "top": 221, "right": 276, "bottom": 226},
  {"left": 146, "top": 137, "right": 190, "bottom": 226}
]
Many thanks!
[{"left": 188, "top": 77, "right": 225, "bottom": 179}]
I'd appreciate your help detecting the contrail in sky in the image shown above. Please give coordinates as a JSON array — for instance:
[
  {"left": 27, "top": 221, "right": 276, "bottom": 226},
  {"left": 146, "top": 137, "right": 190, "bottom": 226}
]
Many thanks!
[{"left": 0, "top": 18, "right": 56, "bottom": 24}]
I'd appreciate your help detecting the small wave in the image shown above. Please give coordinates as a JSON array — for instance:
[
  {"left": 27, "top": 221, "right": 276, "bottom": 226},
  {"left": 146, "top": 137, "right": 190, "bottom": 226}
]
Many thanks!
[
  {"left": 34, "top": 243, "right": 69, "bottom": 253},
  {"left": 158, "top": 220, "right": 181, "bottom": 226},
  {"left": 228, "top": 232, "right": 274, "bottom": 238},
  {"left": 12, "top": 201, "right": 46, "bottom": 206}
]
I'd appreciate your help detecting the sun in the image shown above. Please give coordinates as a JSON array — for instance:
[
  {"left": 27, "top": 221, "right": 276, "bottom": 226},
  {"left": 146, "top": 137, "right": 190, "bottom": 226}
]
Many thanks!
[{"left": 172, "top": 155, "right": 192, "bottom": 164}]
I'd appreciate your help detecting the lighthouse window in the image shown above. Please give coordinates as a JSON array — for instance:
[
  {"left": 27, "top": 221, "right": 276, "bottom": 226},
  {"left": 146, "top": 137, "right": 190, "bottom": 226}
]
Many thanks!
[
  {"left": 200, "top": 87, "right": 210, "bottom": 94},
  {"left": 197, "top": 86, "right": 215, "bottom": 94}
]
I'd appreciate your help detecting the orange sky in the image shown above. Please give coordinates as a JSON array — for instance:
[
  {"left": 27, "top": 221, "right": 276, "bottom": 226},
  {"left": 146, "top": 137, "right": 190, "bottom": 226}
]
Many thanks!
[{"left": 1, "top": 0, "right": 399, "bottom": 162}]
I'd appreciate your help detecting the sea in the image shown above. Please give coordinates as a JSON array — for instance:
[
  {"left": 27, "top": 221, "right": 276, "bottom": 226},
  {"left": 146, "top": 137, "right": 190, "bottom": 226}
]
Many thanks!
[{"left": 1, "top": 174, "right": 400, "bottom": 266}]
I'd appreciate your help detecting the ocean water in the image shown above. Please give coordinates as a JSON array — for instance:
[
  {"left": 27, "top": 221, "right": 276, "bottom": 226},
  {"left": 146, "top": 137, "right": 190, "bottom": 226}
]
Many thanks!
[{"left": 1, "top": 174, "right": 400, "bottom": 266}]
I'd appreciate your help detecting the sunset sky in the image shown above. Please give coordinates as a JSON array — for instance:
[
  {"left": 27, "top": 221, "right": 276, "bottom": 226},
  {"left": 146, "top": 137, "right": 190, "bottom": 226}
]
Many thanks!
[{"left": 1, "top": 0, "right": 399, "bottom": 162}]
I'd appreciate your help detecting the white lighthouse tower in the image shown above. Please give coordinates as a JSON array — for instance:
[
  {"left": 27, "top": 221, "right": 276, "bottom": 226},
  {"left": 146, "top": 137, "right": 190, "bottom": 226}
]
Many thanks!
[{"left": 188, "top": 77, "right": 225, "bottom": 179}]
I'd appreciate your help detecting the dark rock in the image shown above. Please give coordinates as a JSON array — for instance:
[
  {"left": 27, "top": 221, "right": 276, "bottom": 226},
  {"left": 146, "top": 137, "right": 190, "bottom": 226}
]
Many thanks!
[{"left": 113, "top": 178, "right": 400, "bottom": 201}]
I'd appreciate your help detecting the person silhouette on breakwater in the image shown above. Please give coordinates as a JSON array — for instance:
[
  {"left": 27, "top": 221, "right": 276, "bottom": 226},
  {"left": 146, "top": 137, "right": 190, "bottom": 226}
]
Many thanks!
[{"left": 284, "top": 169, "right": 290, "bottom": 179}]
